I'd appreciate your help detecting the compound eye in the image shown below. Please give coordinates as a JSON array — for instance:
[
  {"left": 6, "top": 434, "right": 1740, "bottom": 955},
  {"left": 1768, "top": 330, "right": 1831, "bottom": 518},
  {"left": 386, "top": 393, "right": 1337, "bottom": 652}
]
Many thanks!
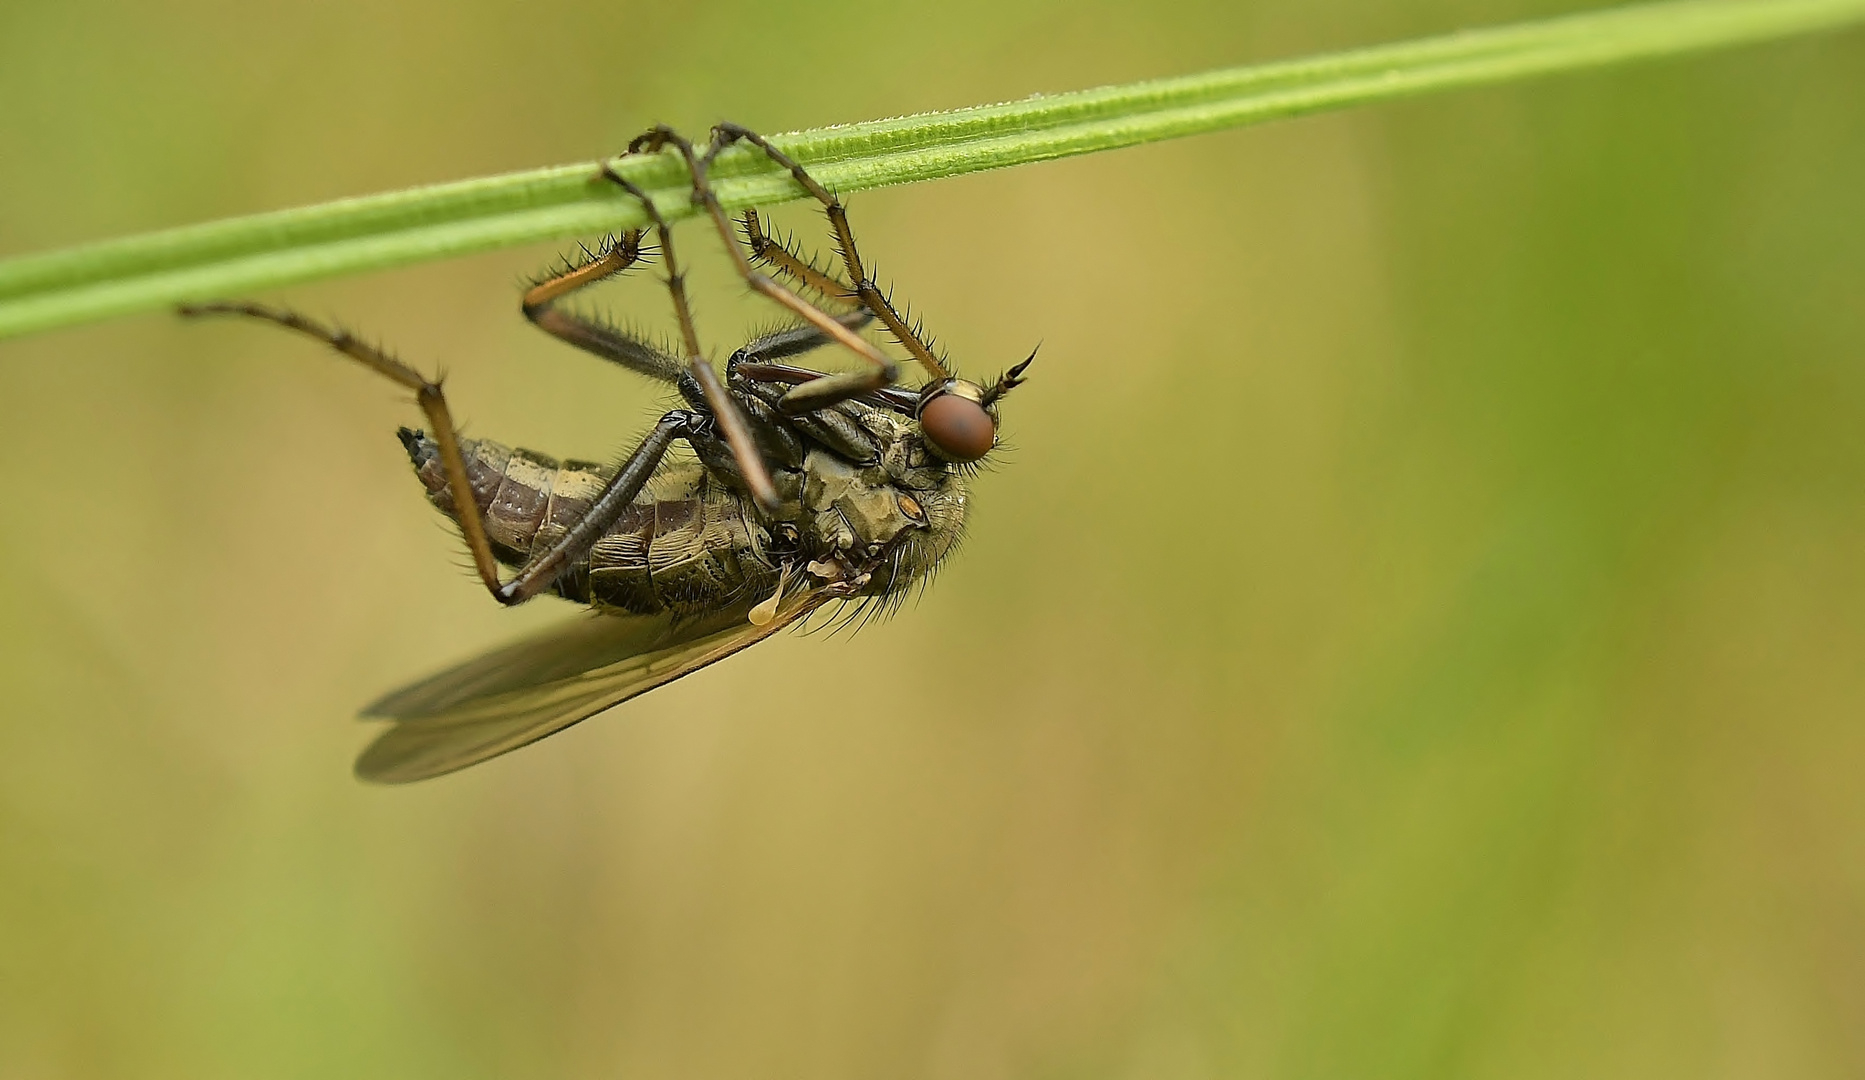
[{"left": 920, "top": 393, "right": 996, "bottom": 462}]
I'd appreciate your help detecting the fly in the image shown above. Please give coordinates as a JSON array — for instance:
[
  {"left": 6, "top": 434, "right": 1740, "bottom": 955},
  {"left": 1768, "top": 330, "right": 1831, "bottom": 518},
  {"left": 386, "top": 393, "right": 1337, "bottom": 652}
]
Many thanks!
[{"left": 180, "top": 123, "right": 1033, "bottom": 783}]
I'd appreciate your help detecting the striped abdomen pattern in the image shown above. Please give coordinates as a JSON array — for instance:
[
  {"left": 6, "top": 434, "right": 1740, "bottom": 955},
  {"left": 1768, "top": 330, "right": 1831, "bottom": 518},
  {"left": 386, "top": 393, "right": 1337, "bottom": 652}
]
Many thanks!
[{"left": 399, "top": 429, "right": 774, "bottom": 617}]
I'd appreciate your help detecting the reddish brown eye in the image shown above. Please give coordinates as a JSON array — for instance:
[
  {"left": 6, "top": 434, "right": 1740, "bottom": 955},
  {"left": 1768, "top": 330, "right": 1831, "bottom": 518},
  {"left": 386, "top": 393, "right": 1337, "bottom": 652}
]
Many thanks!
[{"left": 920, "top": 393, "right": 996, "bottom": 462}]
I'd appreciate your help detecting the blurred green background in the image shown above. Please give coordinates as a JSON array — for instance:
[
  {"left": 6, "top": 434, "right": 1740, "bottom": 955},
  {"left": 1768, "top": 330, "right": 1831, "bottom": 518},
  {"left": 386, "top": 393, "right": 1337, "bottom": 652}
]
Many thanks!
[{"left": 3, "top": 0, "right": 1863, "bottom": 1076}]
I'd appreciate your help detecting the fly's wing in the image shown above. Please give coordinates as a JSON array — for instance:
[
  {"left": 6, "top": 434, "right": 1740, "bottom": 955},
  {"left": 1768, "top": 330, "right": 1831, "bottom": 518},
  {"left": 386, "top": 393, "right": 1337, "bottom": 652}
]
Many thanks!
[{"left": 355, "top": 588, "right": 833, "bottom": 784}]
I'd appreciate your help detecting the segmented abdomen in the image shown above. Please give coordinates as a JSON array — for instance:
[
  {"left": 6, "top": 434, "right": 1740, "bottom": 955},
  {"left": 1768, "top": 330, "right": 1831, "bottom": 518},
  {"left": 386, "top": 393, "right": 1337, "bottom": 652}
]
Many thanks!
[{"left": 399, "top": 429, "right": 773, "bottom": 617}]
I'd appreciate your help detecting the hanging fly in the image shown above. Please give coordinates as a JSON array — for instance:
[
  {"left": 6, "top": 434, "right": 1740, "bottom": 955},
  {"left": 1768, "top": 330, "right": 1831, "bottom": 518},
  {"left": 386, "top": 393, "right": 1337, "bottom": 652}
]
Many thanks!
[{"left": 180, "top": 123, "right": 1033, "bottom": 783}]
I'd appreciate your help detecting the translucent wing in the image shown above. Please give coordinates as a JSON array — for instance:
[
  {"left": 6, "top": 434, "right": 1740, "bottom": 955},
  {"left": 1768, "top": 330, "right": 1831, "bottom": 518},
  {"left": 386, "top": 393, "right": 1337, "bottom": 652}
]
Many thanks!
[{"left": 355, "top": 587, "right": 833, "bottom": 784}]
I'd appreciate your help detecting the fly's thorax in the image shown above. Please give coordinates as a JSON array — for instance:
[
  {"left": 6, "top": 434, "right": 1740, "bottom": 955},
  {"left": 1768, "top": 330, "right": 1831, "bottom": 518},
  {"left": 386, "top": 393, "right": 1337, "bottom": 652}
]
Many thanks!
[{"left": 797, "top": 408, "right": 968, "bottom": 597}]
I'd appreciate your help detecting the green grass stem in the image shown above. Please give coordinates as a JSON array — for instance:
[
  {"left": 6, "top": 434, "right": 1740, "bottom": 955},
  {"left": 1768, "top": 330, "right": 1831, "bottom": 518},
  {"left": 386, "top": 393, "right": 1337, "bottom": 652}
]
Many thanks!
[{"left": 1, "top": 0, "right": 1861, "bottom": 341}]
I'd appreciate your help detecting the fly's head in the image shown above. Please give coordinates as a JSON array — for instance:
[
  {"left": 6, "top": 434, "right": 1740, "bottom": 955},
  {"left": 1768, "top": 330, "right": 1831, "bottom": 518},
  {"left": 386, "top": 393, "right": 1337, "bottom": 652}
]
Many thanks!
[
  {"left": 912, "top": 349, "right": 1036, "bottom": 465},
  {"left": 800, "top": 351, "right": 1035, "bottom": 598}
]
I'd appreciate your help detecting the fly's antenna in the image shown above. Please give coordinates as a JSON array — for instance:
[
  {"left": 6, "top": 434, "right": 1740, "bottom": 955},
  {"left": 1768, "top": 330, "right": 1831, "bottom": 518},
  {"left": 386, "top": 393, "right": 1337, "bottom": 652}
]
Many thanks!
[{"left": 981, "top": 345, "right": 1038, "bottom": 407}]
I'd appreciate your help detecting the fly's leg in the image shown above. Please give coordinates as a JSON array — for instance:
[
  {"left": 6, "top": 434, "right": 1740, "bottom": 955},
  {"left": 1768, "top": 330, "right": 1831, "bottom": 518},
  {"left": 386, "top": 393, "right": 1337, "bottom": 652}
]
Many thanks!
[
  {"left": 519, "top": 230, "right": 687, "bottom": 385},
  {"left": 736, "top": 208, "right": 861, "bottom": 314},
  {"left": 594, "top": 147, "right": 782, "bottom": 513},
  {"left": 177, "top": 304, "right": 721, "bottom": 607},
  {"left": 709, "top": 123, "right": 955, "bottom": 398},
  {"left": 177, "top": 301, "right": 513, "bottom": 606},
  {"left": 630, "top": 124, "right": 900, "bottom": 416},
  {"left": 727, "top": 308, "right": 872, "bottom": 369},
  {"left": 522, "top": 229, "right": 647, "bottom": 313}
]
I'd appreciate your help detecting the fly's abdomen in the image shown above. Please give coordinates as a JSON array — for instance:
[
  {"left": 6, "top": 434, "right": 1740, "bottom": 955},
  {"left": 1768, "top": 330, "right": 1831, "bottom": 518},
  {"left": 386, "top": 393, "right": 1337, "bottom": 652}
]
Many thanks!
[
  {"left": 400, "top": 430, "right": 604, "bottom": 565},
  {"left": 584, "top": 494, "right": 765, "bottom": 615},
  {"left": 399, "top": 430, "right": 772, "bottom": 616}
]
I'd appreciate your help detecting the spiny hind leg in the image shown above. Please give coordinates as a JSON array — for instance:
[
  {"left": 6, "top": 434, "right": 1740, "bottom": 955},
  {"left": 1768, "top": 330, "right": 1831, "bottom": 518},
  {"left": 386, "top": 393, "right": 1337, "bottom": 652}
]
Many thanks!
[
  {"left": 519, "top": 230, "right": 687, "bottom": 385},
  {"left": 722, "top": 220, "right": 874, "bottom": 378},
  {"left": 736, "top": 208, "right": 861, "bottom": 314},
  {"left": 596, "top": 134, "right": 782, "bottom": 513},
  {"left": 522, "top": 229, "right": 648, "bottom": 314},
  {"left": 631, "top": 123, "right": 900, "bottom": 416},
  {"left": 180, "top": 301, "right": 730, "bottom": 606},
  {"left": 709, "top": 123, "right": 953, "bottom": 392},
  {"left": 177, "top": 301, "right": 514, "bottom": 605}
]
